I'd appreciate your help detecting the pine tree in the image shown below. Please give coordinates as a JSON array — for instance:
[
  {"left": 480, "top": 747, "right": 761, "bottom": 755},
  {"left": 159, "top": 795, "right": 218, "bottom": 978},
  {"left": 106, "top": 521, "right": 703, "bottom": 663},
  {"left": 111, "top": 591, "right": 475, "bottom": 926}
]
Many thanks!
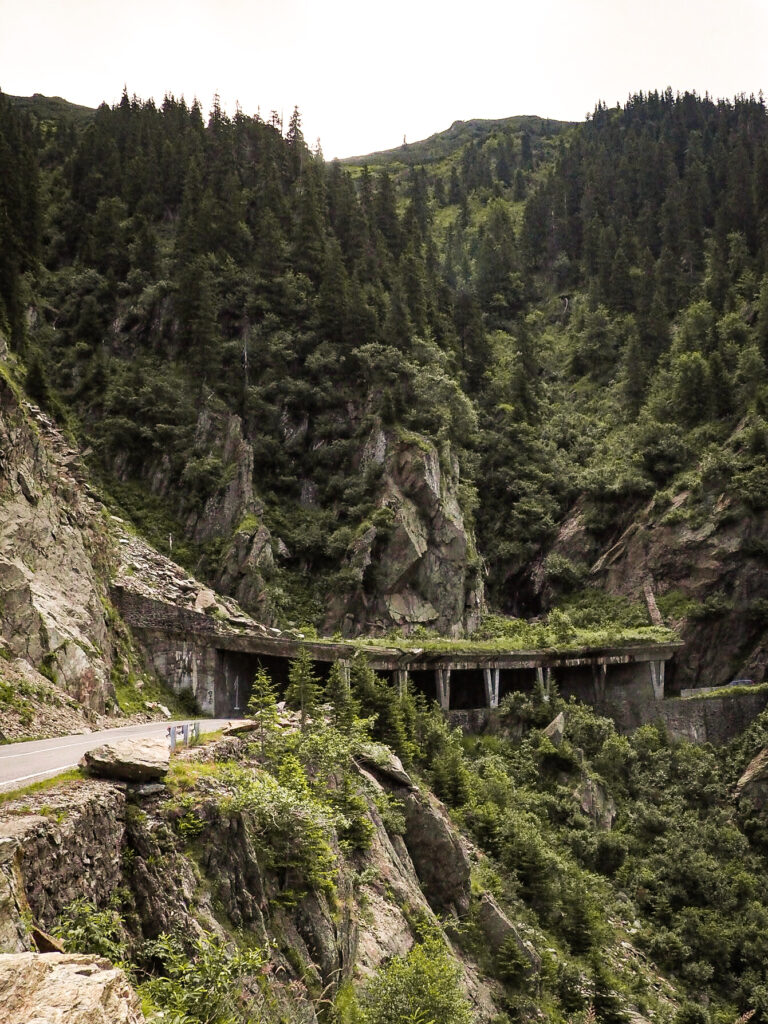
[
  {"left": 324, "top": 661, "right": 358, "bottom": 733},
  {"left": 247, "top": 666, "right": 280, "bottom": 755},
  {"left": 286, "top": 649, "right": 321, "bottom": 731}
]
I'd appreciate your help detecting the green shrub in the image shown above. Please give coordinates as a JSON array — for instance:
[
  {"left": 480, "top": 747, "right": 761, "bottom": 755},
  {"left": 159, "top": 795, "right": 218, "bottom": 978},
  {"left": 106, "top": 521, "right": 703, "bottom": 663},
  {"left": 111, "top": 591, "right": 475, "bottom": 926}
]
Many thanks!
[{"left": 360, "top": 935, "right": 472, "bottom": 1024}]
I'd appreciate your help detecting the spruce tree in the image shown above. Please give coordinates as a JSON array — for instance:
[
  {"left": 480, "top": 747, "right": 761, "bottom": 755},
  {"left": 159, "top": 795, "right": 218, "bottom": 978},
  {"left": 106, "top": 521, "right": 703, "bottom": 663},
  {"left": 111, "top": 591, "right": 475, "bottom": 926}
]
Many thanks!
[
  {"left": 325, "top": 661, "right": 358, "bottom": 734},
  {"left": 247, "top": 666, "right": 280, "bottom": 755},
  {"left": 286, "top": 649, "right": 321, "bottom": 732}
]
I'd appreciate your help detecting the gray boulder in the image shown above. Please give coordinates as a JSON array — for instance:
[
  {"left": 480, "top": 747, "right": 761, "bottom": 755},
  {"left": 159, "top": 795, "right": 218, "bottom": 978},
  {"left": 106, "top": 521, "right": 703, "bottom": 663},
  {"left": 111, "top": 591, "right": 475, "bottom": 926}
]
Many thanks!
[
  {"left": 80, "top": 737, "right": 169, "bottom": 782},
  {"left": 476, "top": 892, "right": 541, "bottom": 977},
  {"left": 0, "top": 951, "right": 146, "bottom": 1024}
]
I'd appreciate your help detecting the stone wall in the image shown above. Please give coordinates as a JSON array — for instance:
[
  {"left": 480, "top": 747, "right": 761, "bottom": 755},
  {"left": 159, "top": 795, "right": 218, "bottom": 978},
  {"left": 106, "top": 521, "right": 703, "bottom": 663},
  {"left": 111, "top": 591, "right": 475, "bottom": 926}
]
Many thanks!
[
  {"left": 643, "top": 690, "right": 768, "bottom": 744},
  {"left": 447, "top": 686, "right": 768, "bottom": 746}
]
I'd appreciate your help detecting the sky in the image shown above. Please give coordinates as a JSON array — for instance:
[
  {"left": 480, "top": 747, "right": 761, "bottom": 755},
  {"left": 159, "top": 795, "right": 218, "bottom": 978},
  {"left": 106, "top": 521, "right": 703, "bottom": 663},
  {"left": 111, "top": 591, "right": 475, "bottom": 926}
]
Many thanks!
[{"left": 2, "top": 0, "right": 768, "bottom": 159}]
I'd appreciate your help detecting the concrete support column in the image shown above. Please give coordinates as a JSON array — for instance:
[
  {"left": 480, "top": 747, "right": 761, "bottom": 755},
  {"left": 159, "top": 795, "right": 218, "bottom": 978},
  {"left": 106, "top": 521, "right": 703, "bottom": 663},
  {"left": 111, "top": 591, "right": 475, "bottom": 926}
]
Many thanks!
[
  {"left": 395, "top": 669, "right": 409, "bottom": 698},
  {"left": 436, "top": 668, "right": 452, "bottom": 710},
  {"left": 483, "top": 667, "right": 500, "bottom": 709},
  {"left": 340, "top": 660, "right": 351, "bottom": 685},
  {"left": 536, "top": 666, "right": 552, "bottom": 700},
  {"left": 649, "top": 659, "right": 665, "bottom": 701},
  {"left": 592, "top": 663, "right": 607, "bottom": 704}
]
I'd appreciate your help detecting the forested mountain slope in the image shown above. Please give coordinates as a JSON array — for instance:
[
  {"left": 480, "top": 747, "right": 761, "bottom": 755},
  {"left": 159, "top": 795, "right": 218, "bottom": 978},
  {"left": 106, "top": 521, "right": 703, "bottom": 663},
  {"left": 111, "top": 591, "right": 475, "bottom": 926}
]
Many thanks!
[{"left": 3, "top": 88, "right": 768, "bottom": 684}]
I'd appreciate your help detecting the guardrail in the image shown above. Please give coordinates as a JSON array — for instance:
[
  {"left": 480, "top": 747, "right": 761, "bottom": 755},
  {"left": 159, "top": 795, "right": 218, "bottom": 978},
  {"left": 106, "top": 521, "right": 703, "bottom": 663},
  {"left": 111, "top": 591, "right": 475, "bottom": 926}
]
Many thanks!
[{"left": 166, "top": 721, "right": 200, "bottom": 750}]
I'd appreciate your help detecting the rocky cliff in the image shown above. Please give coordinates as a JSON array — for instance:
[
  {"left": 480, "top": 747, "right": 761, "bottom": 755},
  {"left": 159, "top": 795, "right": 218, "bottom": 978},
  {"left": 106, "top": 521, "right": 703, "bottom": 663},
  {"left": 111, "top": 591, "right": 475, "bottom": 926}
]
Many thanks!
[
  {"left": 533, "top": 492, "right": 768, "bottom": 691},
  {"left": 0, "top": 354, "right": 116, "bottom": 712},
  {"left": 326, "top": 428, "right": 484, "bottom": 637},
  {"left": 0, "top": 736, "right": 502, "bottom": 1022}
]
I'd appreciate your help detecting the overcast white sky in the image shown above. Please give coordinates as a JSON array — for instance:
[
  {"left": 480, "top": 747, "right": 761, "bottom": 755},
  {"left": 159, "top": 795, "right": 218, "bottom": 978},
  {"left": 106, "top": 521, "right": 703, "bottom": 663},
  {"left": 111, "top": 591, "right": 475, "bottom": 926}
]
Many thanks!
[{"left": 2, "top": 0, "right": 767, "bottom": 158}]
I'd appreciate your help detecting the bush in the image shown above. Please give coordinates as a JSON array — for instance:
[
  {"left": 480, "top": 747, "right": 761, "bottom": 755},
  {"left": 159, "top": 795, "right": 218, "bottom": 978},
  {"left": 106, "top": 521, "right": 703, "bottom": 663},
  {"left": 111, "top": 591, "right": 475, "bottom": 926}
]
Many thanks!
[{"left": 360, "top": 935, "right": 472, "bottom": 1024}]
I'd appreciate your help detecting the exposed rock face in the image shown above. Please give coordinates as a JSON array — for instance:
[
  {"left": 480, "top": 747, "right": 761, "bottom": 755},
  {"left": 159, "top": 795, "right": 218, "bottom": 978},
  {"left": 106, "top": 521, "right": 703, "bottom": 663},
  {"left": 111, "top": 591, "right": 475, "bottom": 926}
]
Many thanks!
[
  {"left": 535, "top": 495, "right": 768, "bottom": 690},
  {"left": 124, "top": 405, "right": 277, "bottom": 623},
  {"left": 326, "top": 428, "right": 484, "bottom": 638},
  {"left": 0, "top": 952, "right": 146, "bottom": 1024},
  {"left": 735, "top": 747, "right": 768, "bottom": 807},
  {"left": 476, "top": 892, "right": 541, "bottom": 977},
  {"left": 0, "top": 741, "right": 501, "bottom": 1021},
  {"left": 0, "top": 378, "right": 115, "bottom": 711},
  {"left": 400, "top": 789, "right": 472, "bottom": 915},
  {"left": 80, "top": 738, "right": 170, "bottom": 782},
  {"left": 573, "top": 774, "right": 617, "bottom": 830},
  {"left": 543, "top": 711, "right": 566, "bottom": 747}
]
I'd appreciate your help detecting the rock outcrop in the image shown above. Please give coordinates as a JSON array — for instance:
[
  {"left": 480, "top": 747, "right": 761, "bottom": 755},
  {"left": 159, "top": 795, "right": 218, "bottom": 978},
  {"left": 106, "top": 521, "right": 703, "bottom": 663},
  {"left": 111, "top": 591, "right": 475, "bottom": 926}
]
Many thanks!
[
  {"left": 0, "top": 375, "right": 116, "bottom": 711},
  {"left": 534, "top": 493, "right": 768, "bottom": 691},
  {"left": 0, "top": 740, "right": 500, "bottom": 1021},
  {"left": 0, "top": 952, "right": 146, "bottom": 1024},
  {"left": 80, "top": 737, "right": 170, "bottom": 782},
  {"left": 735, "top": 747, "right": 768, "bottom": 807},
  {"left": 326, "top": 428, "right": 484, "bottom": 637}
]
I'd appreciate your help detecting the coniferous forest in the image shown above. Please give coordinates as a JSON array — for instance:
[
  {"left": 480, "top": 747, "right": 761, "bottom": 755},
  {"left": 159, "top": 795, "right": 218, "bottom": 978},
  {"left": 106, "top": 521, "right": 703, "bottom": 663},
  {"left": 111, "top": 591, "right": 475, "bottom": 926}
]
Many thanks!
[
  {"left": 8, "top": 87, "right": 768, "bottom": 1024},
  {"left": 6, "top": 88, "right": 768, "bottom": 637}
]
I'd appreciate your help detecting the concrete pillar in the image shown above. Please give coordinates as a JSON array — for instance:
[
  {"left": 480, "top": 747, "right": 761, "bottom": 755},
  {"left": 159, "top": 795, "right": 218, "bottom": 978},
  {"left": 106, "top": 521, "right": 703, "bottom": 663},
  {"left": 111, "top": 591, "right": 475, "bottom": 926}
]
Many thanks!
[
  {"left": 340, "top": 660, "right": 351, "bottom": 685},
  {"left": 395, "top": 669, "right": 409, "bottom": 698},
  {"left": 483, "top": 667, "right": 500, "bottom": 709},
  {"left": 436, "top": 668, "right": 452, "bottom": 710},
  {"left": 649, "top": 660, "right": 665, "bottom": 701},
  {"left": 536, "top": 666, "right": 552, "bottom": 700},
  {"left": 592, "top": 662, "right": 607, "bottom": 704},
  {"left": 167, "top": 725, "right": 176, "bottom": 751},
  {"left": 233, "top": 678, "right": 241, "bottom": 713}
]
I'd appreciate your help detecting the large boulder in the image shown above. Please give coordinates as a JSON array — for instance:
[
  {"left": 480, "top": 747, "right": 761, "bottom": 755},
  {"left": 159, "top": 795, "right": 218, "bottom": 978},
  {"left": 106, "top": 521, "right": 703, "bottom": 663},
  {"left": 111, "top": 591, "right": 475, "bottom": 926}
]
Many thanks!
[
  {"left": 80, "top": 737, "right": 169, "bottom": 782},
  {"left": 0, "top": 952, "right": 146, "bottom": 1024},
  {"left": 476, "top": 892, "right": 541, "bottom": 977},
  {"left": 355, "top": 743, "right": 416, "bottom": 790},
  {"left": 401, "top": 789, "right": 471, "bottom": 914}
]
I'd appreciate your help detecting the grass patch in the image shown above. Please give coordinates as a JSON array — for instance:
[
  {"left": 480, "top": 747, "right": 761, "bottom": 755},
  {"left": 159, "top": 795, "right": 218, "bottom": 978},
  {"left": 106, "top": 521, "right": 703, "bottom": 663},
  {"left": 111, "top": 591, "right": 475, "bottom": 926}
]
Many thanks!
[
  {"left": 676, "top": 682, "right": 768, "bottom": 702},
  {"left": 112, "top": 674, "right": 201, "bottom": 717},
  {"left": 0, "top": 768, "right": 84, "bottom": 806}
]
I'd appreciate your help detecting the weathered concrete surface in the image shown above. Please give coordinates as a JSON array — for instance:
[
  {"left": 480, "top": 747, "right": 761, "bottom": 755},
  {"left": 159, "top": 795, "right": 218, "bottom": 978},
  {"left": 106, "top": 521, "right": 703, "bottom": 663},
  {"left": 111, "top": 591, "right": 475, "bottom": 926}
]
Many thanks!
[{"left": 0, "top": 952, "right": 146, "bottom": 1024}]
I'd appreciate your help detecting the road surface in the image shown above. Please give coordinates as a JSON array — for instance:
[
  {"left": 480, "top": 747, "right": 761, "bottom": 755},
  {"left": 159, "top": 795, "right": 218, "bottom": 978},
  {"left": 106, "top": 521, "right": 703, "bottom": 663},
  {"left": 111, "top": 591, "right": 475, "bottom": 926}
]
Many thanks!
[{"left": 0, "top": 719, "right": 234, "bottom": 792}]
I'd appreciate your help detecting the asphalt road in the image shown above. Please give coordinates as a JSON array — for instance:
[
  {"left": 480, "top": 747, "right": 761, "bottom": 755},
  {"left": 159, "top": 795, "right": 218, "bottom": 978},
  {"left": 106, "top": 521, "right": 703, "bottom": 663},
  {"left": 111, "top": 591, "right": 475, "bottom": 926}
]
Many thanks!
[{"left": 0, "top": 719, "right": 234, "bottom": 792}]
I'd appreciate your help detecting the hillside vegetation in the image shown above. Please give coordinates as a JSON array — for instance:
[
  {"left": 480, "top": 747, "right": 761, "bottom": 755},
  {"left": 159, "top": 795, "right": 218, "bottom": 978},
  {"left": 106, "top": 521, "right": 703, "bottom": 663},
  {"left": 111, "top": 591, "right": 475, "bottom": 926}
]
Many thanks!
[{"left": 2, "top": 88, "right": 768, "bottom": 667}]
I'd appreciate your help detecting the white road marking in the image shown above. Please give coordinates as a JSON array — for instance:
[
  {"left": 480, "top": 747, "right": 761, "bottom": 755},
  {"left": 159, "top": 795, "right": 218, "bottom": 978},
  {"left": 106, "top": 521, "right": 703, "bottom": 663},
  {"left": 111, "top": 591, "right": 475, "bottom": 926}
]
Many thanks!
[{"left": 0, "top": 764, "right": 79, "bottom": 788}]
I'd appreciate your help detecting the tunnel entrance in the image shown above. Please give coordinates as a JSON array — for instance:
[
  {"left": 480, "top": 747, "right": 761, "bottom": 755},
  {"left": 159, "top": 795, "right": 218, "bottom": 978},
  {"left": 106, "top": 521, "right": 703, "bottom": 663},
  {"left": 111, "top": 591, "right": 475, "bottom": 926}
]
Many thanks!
[{"left": 215, "top": 649, "right": 334, "bottom": 716}]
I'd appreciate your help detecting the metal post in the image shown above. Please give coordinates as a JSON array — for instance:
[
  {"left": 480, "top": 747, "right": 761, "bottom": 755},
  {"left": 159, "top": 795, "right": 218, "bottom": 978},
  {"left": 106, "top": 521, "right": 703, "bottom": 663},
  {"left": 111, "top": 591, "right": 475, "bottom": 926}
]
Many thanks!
[{"left": 167, "top": 726, "right": 176, "bottom": 752}]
